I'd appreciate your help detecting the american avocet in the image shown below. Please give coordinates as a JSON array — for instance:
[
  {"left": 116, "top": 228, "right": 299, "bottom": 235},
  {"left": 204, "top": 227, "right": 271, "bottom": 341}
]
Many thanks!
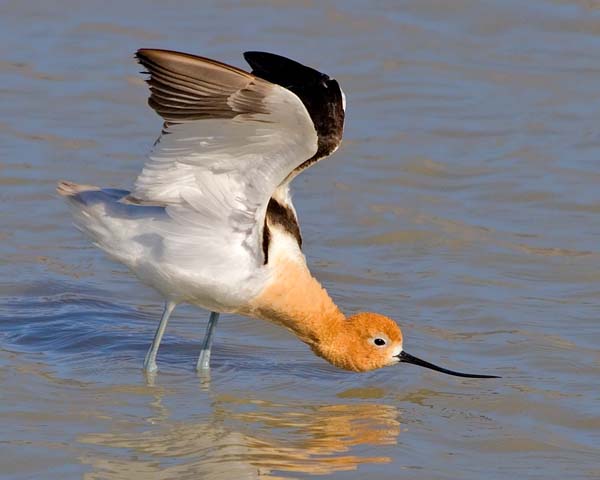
[{"left": 58, "top": 49, "right": 498, "bottom": 378}]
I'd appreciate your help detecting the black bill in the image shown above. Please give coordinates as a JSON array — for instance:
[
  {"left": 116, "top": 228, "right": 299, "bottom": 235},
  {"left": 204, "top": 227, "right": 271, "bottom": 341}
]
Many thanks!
[{"left": 397, "top": 351, "right": 500, "bottom": 378}]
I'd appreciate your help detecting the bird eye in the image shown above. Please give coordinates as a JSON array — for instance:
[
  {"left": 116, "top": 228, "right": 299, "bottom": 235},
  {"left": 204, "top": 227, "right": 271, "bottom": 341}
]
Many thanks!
[{"left": 373, "top": 338, "right": 386, "bottom": 347}]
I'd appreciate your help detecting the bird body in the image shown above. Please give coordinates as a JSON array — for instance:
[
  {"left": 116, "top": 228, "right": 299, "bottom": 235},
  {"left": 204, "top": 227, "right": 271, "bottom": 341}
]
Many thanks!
[
  {"left": 58, "top": 49, "right": 498, "bottom": 378},
  {"left": 57, "top": 181, "right": 265, "bottom": 312}
]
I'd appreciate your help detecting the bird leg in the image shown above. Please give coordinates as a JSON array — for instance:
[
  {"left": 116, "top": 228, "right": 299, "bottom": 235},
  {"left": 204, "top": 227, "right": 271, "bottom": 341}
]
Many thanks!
[
  {"left": 143, "top": 301, "right": 176, "bottom": 373},
  {"left": 196, "top": 311, "right": 220, "bottom": 371}
]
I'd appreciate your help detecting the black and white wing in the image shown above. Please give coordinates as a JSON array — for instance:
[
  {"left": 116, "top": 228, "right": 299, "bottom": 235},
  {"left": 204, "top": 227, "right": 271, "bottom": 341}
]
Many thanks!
[{"left": 133, "top": 49, "right": 344, "bottom": 264}]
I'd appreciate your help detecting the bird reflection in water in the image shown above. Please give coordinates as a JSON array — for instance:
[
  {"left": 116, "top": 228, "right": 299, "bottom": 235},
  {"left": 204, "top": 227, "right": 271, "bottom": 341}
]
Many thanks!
[{"left": 79, "top": 390, "right": 401, "bottom": 479}]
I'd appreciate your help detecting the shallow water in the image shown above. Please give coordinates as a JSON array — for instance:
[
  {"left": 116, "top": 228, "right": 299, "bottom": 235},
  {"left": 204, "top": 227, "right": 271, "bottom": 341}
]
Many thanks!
[{"left": 1, "top": 0, "right": 599, "bottom": 478}]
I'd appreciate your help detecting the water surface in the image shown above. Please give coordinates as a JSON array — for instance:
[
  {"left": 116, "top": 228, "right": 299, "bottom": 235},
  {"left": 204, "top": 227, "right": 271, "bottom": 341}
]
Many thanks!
[{"left": 1, "top": 1, "right": 599, "bottom": 478}]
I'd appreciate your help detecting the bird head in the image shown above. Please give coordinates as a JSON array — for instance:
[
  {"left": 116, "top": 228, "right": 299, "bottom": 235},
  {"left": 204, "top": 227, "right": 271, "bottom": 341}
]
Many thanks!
[{"left": 314, "top": 312, "right": 499, "bottom": 378}]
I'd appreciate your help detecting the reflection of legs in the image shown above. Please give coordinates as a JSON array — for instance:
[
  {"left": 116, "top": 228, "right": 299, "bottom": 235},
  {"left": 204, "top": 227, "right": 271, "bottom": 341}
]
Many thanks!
[
  {"left": 143, "top": 301, "right": 177, "bottom": 373},
  {"left": 196, "top": 312, "right": 220, "bottom": 371}
]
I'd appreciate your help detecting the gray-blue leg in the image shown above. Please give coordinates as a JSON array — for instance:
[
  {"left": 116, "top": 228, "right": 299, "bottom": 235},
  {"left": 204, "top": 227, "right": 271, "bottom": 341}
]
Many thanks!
[
  {"left": 144, "top": 301, "right": 177, "bottom": 373},
  {"left": 196, "top": 311, "right": 220, "bottom": 371}
]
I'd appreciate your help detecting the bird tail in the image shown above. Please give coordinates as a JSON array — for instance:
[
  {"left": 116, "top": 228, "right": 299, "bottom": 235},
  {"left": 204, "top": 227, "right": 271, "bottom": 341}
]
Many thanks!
[
  {"left": 56, "top": 180, "right": 100, "bottom": 197},
  {"left": 57, "top": 180, "right": 145, "bottom": 266}
]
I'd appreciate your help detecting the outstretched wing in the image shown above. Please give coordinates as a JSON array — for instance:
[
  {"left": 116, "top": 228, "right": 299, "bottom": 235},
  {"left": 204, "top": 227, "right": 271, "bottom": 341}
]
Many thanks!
[
  {"left": 134, "top": 49, "right": 319, "bottom": 204},
  {"left": 132, "top": 49, "right": 320, "bottom": 264},
  {"left": 133, "top": 49, "right": 346, "bottom": 269}
]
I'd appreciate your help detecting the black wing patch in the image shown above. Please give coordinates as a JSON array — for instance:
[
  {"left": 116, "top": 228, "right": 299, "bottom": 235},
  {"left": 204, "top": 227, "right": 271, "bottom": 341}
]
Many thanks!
[
  {"left": 262, "top": 198, "right": 302, "bottom": 264},
  {"left": 244, "top": 51, "right": 345, "bottom": 174}
]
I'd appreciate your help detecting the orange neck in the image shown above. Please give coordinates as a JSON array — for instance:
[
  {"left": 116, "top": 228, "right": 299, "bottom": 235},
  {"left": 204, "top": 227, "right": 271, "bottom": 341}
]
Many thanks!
[{"left": 249, "top": 256, "right": 346, "bottom": 348}]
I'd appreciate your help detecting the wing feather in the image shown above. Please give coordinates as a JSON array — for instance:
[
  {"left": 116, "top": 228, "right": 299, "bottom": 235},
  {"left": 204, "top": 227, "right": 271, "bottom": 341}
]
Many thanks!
[{"left": 132, "top": 49, "right": 318, "bottom": 264}]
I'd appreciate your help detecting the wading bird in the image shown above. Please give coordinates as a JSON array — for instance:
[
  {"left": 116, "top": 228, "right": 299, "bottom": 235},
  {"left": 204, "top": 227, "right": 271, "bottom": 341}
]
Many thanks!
[{"left": 58, "top": 49, "right": 498, "bottom": 378}]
